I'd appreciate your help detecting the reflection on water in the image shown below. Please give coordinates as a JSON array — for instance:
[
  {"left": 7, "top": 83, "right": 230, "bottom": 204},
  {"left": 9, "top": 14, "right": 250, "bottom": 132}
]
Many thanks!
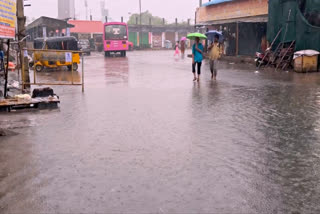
[
  {"left": 104, "top": 57, "right": 129, "bottom": 84},
  {"left": 188, "top": 68, "right": 320, "bottom": 213},
  {"left": 0, "top": 131, "right": 39, "bottom": 213},
  {"left": 33, "top": 69, "right": 82, "bottom": 84},
  {"left": 1, "top": 51, "right": 320, "bottom": 213}
]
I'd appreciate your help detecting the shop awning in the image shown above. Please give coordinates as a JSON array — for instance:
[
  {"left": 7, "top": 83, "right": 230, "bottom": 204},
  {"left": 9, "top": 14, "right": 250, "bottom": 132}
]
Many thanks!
[
  {"left": 202, "top": 0, "right": 233, "bottom": 7},
  {"left": 196, "top": 15, "right": 268, "bottom": 26},
  {"left": 68, "top": 20, "right": 103, "bottom": 34}
]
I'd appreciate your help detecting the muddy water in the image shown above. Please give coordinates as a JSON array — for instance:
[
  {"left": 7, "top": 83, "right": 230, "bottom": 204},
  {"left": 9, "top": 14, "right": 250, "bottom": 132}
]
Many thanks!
[{"left": 1, "top": 51, "right": 320, "bottom": 213}]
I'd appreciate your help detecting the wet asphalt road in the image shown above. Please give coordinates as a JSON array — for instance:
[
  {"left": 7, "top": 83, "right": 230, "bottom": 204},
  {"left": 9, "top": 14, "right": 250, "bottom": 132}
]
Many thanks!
[{"left": 1, "top": 50, "right": 320, "bottom": 213}]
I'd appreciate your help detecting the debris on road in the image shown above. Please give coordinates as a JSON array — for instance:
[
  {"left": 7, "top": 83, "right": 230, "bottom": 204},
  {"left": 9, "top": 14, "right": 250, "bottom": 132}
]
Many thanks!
[
  {"left": 0, "top": 88, "right": 60, "bottom": 112},
  {"left": 32, "top": 87, "right": 55, "bottom": 98},
  {"left": 0, "top": 128, "right": 17, "bottom": 137}
]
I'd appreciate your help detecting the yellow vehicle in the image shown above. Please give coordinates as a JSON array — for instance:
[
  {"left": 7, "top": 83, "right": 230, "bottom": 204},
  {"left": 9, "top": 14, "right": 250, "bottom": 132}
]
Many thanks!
[{"left": 33, "top": 37, "right": 80, "bottom": 72}]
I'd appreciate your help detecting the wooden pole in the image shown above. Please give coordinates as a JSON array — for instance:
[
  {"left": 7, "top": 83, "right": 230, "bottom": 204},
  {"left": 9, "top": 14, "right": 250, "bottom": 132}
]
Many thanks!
[
  {"left": 236, "top": 22, "right": 239, "bottom": 56},
  {"left": 82, "top": 55, "right": 84, "bottom": 92},
  {"left": 195, "top": 12, "right": 197, "bottom": 27},
  {"left": 21, "top": 49, "right": 24, "bottom": 91},
  {"left": 4, "top": 40, "right": 10, "bottom": 98},
  {"left": 17, "top": 0, "right": 30, "bottom": 91},
  {"left": 71, "top": 53, "right": 74, "bottom": 85}
]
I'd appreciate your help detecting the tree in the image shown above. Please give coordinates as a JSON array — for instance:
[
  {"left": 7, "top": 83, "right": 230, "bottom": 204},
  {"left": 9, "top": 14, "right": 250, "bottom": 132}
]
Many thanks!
[
  {"left": 167, "top": 20, "right": 190, "bottom": 26},
  {"left": 127, "top": 11, "right": 165, "bottom": 25}
]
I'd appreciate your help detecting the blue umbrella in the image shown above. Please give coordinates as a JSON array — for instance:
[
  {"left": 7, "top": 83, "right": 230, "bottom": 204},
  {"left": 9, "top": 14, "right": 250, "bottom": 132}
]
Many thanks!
[{"left": 205, "top": 30, "right": 224, "bottom": 43}]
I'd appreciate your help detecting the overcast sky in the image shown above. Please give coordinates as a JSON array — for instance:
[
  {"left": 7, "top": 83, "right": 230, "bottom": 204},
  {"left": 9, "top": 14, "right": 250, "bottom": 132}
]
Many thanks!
[{"left": 25, "top": 0, "right": 201, "bottom": 23}]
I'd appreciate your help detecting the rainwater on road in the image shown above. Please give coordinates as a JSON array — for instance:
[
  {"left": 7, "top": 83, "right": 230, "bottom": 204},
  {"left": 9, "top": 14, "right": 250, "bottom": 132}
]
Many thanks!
[{"left": 1, "top": 50, "right": 320, "bottom": 213}]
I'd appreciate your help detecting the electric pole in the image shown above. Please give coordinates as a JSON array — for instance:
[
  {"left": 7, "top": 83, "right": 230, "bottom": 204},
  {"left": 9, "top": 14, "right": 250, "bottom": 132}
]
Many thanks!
[
  {"left": 85, "top": 0, "right": 88, "bottom": 20},
  {"left": 139, "top": 0, "right": 142, "bottom": 48},
  {"left": 17, "top": 0, "right": 30, "bottom": 90},
  {"left": 139, "top": 0, "right": 142, "bottom": 25}
]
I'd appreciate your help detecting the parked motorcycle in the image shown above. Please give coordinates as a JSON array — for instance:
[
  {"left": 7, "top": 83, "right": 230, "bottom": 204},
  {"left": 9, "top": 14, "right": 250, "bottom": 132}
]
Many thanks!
[{"left": 255, "top": 48, "right": 271, "bottom": 67}]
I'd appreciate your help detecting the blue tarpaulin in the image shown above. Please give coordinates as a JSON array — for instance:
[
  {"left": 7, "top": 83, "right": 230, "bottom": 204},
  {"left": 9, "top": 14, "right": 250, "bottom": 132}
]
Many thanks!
[{"left": 202, "top": 0, "right": 233, "bottom": 7}]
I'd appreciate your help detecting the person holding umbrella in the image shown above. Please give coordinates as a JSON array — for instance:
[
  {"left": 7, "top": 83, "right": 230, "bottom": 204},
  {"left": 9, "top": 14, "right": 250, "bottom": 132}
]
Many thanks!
[
  {"left": 187, "top": 33, "right": 206, "bottom": 82},
  {"left": 206, "top": 31, "right": 224, "bottom": 80},
  {"left": 192, "top": 37, "right": 204, "bottom": 82},
  {"left": 208, "top": 34, "right": 222, "bottom": 80}
]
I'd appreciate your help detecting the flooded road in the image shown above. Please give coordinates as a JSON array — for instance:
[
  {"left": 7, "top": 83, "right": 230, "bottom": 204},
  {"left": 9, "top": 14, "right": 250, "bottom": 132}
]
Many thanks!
[{"left": 1, "top": 50, "right": 320, "bottom": 213}]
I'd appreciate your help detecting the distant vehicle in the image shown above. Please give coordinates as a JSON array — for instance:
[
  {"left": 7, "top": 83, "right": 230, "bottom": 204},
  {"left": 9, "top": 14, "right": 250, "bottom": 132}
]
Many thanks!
[
  {"left": 128, "top": 41, "right": 134, "bottom": 51},
  {"left": 78, "top": 39, "right": 91, "bottom": 55},
  {"left": 95, "top": 36, "right": 104, "bottom": 52},
  {"left": 103, "top": 22, "right": 129, "bottom": 57},
  {"left": 33, "top": 36, "right": 80, "bottom": 72}
]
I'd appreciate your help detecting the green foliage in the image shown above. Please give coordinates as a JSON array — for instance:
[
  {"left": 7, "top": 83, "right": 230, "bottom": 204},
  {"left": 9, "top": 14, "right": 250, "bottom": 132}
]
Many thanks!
[{"left": 127, "top": 11, "right": 166, "bottom": 25}]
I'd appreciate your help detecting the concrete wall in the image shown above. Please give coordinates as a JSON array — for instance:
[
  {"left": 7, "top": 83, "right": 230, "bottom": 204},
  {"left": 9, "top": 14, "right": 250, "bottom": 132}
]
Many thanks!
[{"left": 196, "top": 0, "right": 268, "bottom": 24}]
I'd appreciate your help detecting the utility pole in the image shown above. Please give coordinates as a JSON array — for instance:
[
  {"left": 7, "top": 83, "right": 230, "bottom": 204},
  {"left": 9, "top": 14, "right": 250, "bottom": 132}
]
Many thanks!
[
  {"left": 85, "top": 0, "right": 88, "bottom": 20},
  {"left": 139, "top": 0, "right": 142, "bottom": 26},
  {"left": 139, "top": 0, "right": 142, "bottom": 48},
  {"left": 17, "top": 0, "right": 30, "bottom": 90}
]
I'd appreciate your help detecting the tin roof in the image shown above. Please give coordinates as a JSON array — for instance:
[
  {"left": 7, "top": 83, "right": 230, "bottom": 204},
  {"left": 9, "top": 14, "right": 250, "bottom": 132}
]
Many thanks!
[
  {"left": 202, "top": 0, "right": 233, "bottom": 7},
  {"left": 27, "top": 16, "right": 74, "bottom": 30},
  {"left": 68, "top": 20, "right": 104, "bottom": 34}
]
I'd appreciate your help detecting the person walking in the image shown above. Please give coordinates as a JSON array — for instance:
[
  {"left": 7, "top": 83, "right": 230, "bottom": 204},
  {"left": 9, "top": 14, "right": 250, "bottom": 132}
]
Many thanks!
[
  {"left": 192, "top": 37, "right": 204, "bottom": 82},
  {"left": 208, "top": 35, "right": 222, "bottom": 80},
  {"left": 174, "top": 41, "right": 180, "bottom": 57},
  {"left": 180, "top": 40, "right": 186, "bottom": 58}
]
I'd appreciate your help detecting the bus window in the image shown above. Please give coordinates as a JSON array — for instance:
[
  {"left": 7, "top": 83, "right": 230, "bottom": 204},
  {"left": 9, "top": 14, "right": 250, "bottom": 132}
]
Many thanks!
[{"left": 105, "top": 25, "right": 127, "bottom": 40}]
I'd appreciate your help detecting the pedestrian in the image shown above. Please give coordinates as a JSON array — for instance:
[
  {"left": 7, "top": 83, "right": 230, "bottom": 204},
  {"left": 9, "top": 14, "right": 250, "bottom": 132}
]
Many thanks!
[
  {"left": 192, "top": 37, "right": 204, "bottom": 82},
  {"left": 174, "top": 41, "right": 180, "bottom": 57},
  {"left": 180, "top": 40, "right": 186, "bottom": 58},
  {"left": 208, "top": 35, "right": 222, "bottom": 80}
]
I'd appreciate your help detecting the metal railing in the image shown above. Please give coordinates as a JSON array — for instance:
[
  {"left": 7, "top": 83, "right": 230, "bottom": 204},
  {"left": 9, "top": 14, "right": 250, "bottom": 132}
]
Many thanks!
[{"left": 22, "top": 49, "right": 85, "bottom": 92}]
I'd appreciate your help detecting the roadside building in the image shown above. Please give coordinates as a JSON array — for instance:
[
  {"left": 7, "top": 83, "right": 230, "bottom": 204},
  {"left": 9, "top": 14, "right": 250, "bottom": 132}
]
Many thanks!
[
  {"left": 68, "top": 20, "right": 103, "bottom": 40},
  {"left": 268, "top": 0, "right": 320, "bottom": 52},
  {"left": 26, "top": 16, "right": 74, "bottom": 48},
  {"left": 128, "top": 25, "right": 194, "bottom": 49},
  {"left": 196, "top": 0, "right": 268, "bottom": 56},
  {"left": 67, "top": 20, "right": 104, "bottom": 52}
]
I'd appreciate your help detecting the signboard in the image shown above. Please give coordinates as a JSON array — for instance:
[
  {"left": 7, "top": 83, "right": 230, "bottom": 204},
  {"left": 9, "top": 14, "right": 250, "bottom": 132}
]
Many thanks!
[
  {"left": 152, "top": 33, "right": 162, "bottom": 48},
  {"left": 65, "top": 52, "right": 72, "bottom": 63},
  {"left": 0, "top": 0, "right": 16, "bottom": 39},
  {"left": 42, "top": 27, "right": 47, "bottom": 38},
  {"left": 66, "top": 28, "right": 70, "bottom": 37}
]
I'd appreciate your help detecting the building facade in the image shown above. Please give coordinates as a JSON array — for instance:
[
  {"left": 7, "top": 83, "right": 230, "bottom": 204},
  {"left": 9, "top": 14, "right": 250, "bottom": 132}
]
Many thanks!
[
  {"left": 196, "top": 0, "right": 269, "bottom": 56},
  {"left": 128, "top": 25, "right": 194, "bottom": 49},
  {"left": 58, "top": 0, "right": 75, "bottom": 20}
]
